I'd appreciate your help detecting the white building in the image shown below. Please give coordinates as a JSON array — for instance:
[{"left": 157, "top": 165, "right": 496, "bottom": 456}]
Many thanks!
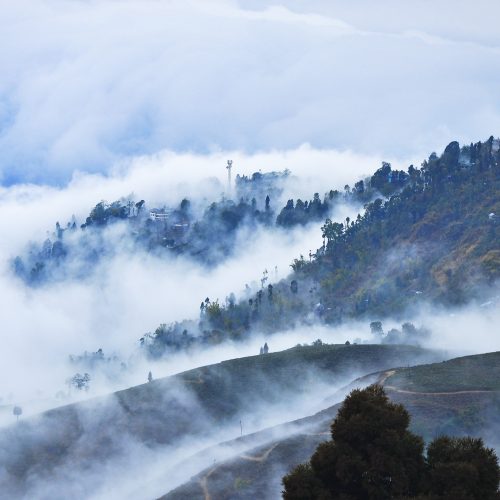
[{"left": 149, "top": 209, "right": 170, "bottom": 221}]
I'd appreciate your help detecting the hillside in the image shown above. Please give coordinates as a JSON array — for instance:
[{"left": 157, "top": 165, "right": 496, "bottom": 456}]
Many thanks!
[
  {"left": 163, "top": 352, "right": 500, "bottom": 500},
  {"left": 386, "top": 350, "right": 500, "bottom": 392},
  {"left": 0, "top": 344, "right": 439, "bottom": 498},
  {"left": 161, "top": 407, "right": 343, "bottom": 500},
  {"left": 383, "top": 351, "right": 500, "bottom": 441},
  {"left": 10, "top": 139, "right": 498, "bottom": 363},
  {"left": 12, "top": 169, "right": 352, "bottom": 285},
  {"left": 146, "top": 137, "right": 500, "bottom": 357}
]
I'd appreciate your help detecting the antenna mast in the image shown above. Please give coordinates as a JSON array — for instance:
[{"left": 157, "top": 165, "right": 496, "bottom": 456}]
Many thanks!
[{"left": 226, "top": 160, "right": 233, "bottom": 198}]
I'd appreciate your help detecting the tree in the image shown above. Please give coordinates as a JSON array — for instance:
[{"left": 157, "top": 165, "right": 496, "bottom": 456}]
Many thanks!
[
  {"left": 283, "top": 386, "right": 500, "bottom": 500},
  {"left": 206, "top": 300, "right": 223, "bottom": 328},
  {"left": 68, "top": 372, "right": 91, "bottom": 391},
  {"left": 282, "top": 464, "right": 322, "bottom": 500},
  {"left": 180, "top": 198, "right": 191, "bottom": 213},
  {"left": 370, "top": 321, "right": 384, "bottom": 336},
  {"left": 354, "top": 180, "right": 365, "bottom": 193},
  {"left": 321, "top": 219, "right": 344, "bottom": 246},
  {"left": 290, "top": 255, "right": 306, "bottom": 272},
  {"left": 147, "top": 371, "right": 153, "bottom": 383},
  {"left": 283, "top": 385, "right": 426, "bottom": 499},
  {"left": 426, "top": 436, "right": 500, "bottom": 500},
  {"left": 13, "top": 406, "right": 22, "bottom": 421},
  {"left": 442, "top": 141, "right": 460, "bottom": 171},
  {"left": 135, "top": 199, "right": 145, "bottom": 214}
]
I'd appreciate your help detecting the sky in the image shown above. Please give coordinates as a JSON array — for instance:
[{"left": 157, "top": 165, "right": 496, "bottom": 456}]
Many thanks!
[{"left": 1, "top": 0, "right": 500, "bottom": 185}]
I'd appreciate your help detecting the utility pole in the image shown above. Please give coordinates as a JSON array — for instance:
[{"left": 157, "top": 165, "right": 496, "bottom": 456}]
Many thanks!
[{"left": 226, "top": 160, "right": 233, "bottom": 198}]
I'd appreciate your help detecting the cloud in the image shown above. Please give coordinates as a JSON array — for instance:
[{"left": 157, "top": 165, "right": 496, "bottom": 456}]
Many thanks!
[{"left": 1, "top": 0, "right": 499, "bottom": 184}]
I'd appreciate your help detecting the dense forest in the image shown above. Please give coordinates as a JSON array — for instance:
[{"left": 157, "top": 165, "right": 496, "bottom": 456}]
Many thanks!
[{"left": 141, "top": 138, "right": 499, "bottom": 357}]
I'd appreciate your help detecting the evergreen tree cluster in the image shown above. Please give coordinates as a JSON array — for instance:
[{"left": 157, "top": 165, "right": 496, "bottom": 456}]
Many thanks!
[{"left": 283, "top": 385, "right": 500, "bottom": 500}]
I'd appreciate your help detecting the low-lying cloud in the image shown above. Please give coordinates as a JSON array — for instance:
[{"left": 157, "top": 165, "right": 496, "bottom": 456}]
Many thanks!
[{"left": 0, "top": 146, "right": 376, "bottom": 413}]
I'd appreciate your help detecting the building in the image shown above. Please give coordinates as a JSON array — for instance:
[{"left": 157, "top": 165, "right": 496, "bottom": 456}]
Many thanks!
[{"left": 149, "top": 209, "right": 170, "bottom": 221}]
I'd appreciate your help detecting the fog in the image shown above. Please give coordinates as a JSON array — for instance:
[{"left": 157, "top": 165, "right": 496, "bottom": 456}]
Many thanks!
[
  {"left": 412, "top": 300, "right": 500, "bottom": 355},
  {"left": 0, "top": 146, "right": 379, "bottom": 415},
  {"left": 0, "top": 147, "right": 498, "bottom": 495},
  {"left": 0, "top": 143, "right": 498, "bottom": 417},
  {"left": 0, "top": 365, "right": 351, "bottom": 499},
  {"left": 0, "top": 337, "right": 440, "bottom": 499}
]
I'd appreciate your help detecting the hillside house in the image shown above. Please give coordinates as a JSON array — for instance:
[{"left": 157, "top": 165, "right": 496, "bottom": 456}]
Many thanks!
[{"left": 149, "top": 209, "right": 170, "bottom": 221}]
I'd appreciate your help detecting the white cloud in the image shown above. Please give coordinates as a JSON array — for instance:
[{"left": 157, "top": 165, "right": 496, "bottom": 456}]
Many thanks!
[{"left": 0, "top": 0, "right": 499, "bottom": 184}]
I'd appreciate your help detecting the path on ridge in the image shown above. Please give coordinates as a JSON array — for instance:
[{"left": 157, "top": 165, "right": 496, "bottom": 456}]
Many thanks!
[{"left": 379, "top": 370, "right": 499, "bottom": 396}]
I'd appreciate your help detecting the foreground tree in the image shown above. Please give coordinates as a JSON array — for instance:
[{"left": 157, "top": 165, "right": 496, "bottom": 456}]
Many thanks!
[
  {"left": 425, "top": 436, "right": 500, "bottom": 500},
  {"left": 283, "top": 385, "right": 500, "bottom": 499},
  {"left": 290, "top": 385, "right": 425, "bottom": 499}
]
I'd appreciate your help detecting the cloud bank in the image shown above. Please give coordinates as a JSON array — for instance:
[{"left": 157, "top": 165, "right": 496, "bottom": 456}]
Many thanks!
[{"left": 1, "top": 0, "right": 499, "bottom": 184}]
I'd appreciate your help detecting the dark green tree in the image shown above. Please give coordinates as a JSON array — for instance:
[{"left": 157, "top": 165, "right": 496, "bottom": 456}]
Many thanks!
[
  {"left": 283, "top": 385, "right": 425, "bottom": 499},
  {"left": 283, "top": 386, "right": 500, "bottom": 500},
  {"left": 425, "top": 436, "right": 500, "bottom": 500},
  {"left": 370, "top": 321, "right": 384, "bottom": 336}
]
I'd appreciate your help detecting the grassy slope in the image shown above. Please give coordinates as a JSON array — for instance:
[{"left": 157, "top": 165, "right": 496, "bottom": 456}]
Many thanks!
[
  {"left": 162, "top": 434, "right": 330, "bottom": 500},
  {"left": 161, "top": 393, "right": 352, "bottom": 500},
  {"left": 171, "top": 344, "right": 437, "bottom": 418},
  {"left": 384, "top": 351, "right": 500, "bottom": 441},
  {"left": 0, "top": 344, "right": 437, "bottom": 496},
  {"left": 386, "top": 351, "right": 500, "bottom": 392},
  {"left": 164, "top": 351, "right": 500, "bottom": 500}
]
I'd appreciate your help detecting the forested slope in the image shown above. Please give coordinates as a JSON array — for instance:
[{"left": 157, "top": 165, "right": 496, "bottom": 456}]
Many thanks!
[{"left": 146, "top": 138, "right": 500, "bottom": 356}]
